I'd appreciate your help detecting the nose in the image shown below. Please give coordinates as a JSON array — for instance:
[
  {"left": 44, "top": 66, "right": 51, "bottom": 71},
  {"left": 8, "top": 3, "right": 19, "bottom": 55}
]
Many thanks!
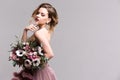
[
  {"left": 36, "top": 14, "right": 41, "bottom": 18},
  {"left": 36, "top": 14, "right": 39, "bottom": 17},
  {"left": 34, "top": 14, "right": 39, "bottom": 19}
]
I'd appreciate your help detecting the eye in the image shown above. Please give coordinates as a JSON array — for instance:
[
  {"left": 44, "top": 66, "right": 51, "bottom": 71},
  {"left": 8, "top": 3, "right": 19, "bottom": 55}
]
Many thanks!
[{"left": 41, "top": 13, "right": 45, "bottom": 17}]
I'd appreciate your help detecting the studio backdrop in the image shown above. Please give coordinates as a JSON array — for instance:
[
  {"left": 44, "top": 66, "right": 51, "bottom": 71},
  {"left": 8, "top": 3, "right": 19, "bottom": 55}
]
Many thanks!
[{"left": 0, "top": 0, "right": 120, "bottom": 80}]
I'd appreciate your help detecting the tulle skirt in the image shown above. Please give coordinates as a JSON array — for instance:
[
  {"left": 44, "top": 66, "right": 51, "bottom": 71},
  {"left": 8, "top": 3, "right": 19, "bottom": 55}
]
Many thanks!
[{"left": 12, "top": 64, "right": 57, "bottom": 80}]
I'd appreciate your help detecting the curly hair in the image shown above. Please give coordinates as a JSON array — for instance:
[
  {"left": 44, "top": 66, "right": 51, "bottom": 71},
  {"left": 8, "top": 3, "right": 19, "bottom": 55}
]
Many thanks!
[{"left": 32, "top": 3, "right": 58, "bottom": 32}]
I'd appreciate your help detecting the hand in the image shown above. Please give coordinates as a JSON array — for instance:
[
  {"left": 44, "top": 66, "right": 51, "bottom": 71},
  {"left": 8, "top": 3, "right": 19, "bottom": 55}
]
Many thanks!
[{"left": 24, "top": 24, "right": 39, "bottom": 32}]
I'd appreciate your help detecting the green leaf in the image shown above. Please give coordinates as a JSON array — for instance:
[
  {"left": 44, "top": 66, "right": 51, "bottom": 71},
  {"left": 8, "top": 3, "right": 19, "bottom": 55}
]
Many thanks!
[{"left": 13, "top": 61, "right": 17, "bottom": 67}]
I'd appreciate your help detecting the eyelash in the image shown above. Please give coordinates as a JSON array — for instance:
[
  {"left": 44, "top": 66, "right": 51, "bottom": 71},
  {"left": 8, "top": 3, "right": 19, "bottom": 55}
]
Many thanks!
[
  {"left": 36, "top": 12, "right": 45, "bottom": 17},
  {"left": 41, "top": 14, "right": 45, "bottom": 17}
]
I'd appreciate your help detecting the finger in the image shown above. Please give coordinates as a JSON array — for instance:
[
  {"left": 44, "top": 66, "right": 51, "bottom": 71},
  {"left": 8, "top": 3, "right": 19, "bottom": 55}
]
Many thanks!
[
  {"left": 30, "top": 27, "right": 37, "bottom": 32},
  {"left": 33, "top": 26, "right": 39, "bottom": 31},
  {"left": 30, "top": 27, "right": 35, "bottom": 31},
  {"left": 31, "top": 27, "right": 36, "bottom": 31}
]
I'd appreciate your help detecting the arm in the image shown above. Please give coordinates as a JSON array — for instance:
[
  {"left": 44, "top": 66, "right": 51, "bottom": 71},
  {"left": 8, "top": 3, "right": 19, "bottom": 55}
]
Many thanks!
[
  {"left": 21, "top": 24, "right": 38, "bottom": 42},
  {"left": 34, "top": 30, "right": 54, "bottom": 60},
  {"left": 21, "top": 29, "right": 28, "bottom": 42}
]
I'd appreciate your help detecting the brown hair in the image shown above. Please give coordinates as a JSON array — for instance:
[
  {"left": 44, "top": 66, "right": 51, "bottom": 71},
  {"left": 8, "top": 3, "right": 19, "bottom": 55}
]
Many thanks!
[
  {"left": 32, "top": 3, "right": 58, "bottom": 32},
  {"left": 27, "top": 3, "right": 58, "bottom": 42}
]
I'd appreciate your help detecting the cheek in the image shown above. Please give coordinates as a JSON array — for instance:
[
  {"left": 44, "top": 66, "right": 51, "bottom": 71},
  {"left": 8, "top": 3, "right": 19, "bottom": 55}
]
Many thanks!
[{"left": 38, "top": 18, "right": 47, "bottom": 23}]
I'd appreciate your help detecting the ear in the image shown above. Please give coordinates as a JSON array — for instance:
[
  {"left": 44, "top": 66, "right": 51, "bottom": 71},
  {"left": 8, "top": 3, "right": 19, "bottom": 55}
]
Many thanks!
[{"left": 47, "top": 18, "right": 51, "bottom": 23}]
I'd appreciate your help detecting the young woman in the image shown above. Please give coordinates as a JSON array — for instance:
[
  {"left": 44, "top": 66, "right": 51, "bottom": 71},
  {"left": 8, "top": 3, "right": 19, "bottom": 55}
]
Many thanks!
[{"left": 12, "top": 3, "right": 58, "bottom": 80}]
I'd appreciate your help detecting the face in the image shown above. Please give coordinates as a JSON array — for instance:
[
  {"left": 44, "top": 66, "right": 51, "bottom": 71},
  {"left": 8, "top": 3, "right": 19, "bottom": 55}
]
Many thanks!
[{"left": 34, "top": 7, "right": 50, "bottom": 26}]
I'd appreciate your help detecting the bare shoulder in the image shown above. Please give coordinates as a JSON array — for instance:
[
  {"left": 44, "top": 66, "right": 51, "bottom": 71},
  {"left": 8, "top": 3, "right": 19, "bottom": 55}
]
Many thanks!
[
  {"left": 34, "top": 28, "right": 44, "bottom": 35},
  {"left": 34, "top": 28, "right": 50, "bottom": 42},
  {"left": 34, "top": 28, "right": 46, "bottom": 38}
]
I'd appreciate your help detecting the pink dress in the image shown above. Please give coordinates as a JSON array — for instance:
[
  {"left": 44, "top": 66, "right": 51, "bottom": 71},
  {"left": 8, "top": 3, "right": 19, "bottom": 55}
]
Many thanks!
[
  {"left": 33, "top": 64, "right": 57, "bottom": 80},
  {"left": 12, "top": 63, "right": 57, "bottom": 80},
  {"left": 11, "top": 40, "right": 57, "bottom": 80}
]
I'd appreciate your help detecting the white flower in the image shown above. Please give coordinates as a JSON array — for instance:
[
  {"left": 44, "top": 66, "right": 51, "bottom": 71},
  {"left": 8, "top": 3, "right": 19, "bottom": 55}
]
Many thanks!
[
  {"left": 22, "top": 42, "right": 26, "bottom": 45},
  {"left": 15, "top": 50, "right": 25, "bottom": 57},
  {"left": 38, "top": 46, "right": 43, "bottom": 55},
  {"left": 22, "top": 42, "right": 29, "bottom": 46},
  {"left": 33, "top": 52, "right": 37, "bottom": 55},
  {"left": 26, "top": 42, "right": 29, "bottom": 45},
  {"left": 24, "top": 59, "right": 32, "bottom": 68},
  {"left": 32, "top": 58, "right": 41, "bottom": 67}
]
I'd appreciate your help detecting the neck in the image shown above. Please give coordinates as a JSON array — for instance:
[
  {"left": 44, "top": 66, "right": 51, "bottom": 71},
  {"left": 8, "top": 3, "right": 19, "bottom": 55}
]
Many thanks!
[
  {"left": 38, "top": 24, "right": 46, "bottom": 28},
  {"left": 38, "top": 24, "right": 51, "bottom": 31}
]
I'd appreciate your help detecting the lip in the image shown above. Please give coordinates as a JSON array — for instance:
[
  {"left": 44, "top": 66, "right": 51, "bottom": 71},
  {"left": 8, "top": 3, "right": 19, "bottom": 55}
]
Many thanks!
[{"left": 35, "top": 18, "right": 39, "bottom": 22}]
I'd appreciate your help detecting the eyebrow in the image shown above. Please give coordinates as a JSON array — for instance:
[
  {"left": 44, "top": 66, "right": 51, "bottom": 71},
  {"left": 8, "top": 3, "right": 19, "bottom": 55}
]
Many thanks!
[{"left": 38, "top": 9, "right": 48, "bottom": 14}]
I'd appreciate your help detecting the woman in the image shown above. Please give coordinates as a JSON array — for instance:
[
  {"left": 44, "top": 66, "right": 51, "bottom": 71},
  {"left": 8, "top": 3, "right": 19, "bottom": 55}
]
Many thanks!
[{"left": 12, "top": 3, "right": 58, "bottom": 80}]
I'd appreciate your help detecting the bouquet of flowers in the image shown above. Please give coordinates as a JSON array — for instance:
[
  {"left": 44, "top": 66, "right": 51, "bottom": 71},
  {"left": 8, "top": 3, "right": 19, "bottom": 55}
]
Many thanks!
[{"left": 9, "top": 36, "right": 48, "bottom": 71}]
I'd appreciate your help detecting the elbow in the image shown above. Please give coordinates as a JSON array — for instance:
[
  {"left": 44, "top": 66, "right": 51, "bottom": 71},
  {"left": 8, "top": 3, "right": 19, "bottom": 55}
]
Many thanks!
[
  {"left": 45, "top": 53, "right": 54, "bottom": 60},
  {"left": 48, "top": 53, "right": 54, "bottom": 60},
  {"left": 49, "top": 54, "right": 54, "bottom": 59}
]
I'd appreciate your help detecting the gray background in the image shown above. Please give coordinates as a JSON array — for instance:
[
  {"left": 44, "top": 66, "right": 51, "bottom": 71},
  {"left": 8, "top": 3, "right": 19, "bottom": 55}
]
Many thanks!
[{"left": 0, "top": 0, "right": 120, "bottom": 80}]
